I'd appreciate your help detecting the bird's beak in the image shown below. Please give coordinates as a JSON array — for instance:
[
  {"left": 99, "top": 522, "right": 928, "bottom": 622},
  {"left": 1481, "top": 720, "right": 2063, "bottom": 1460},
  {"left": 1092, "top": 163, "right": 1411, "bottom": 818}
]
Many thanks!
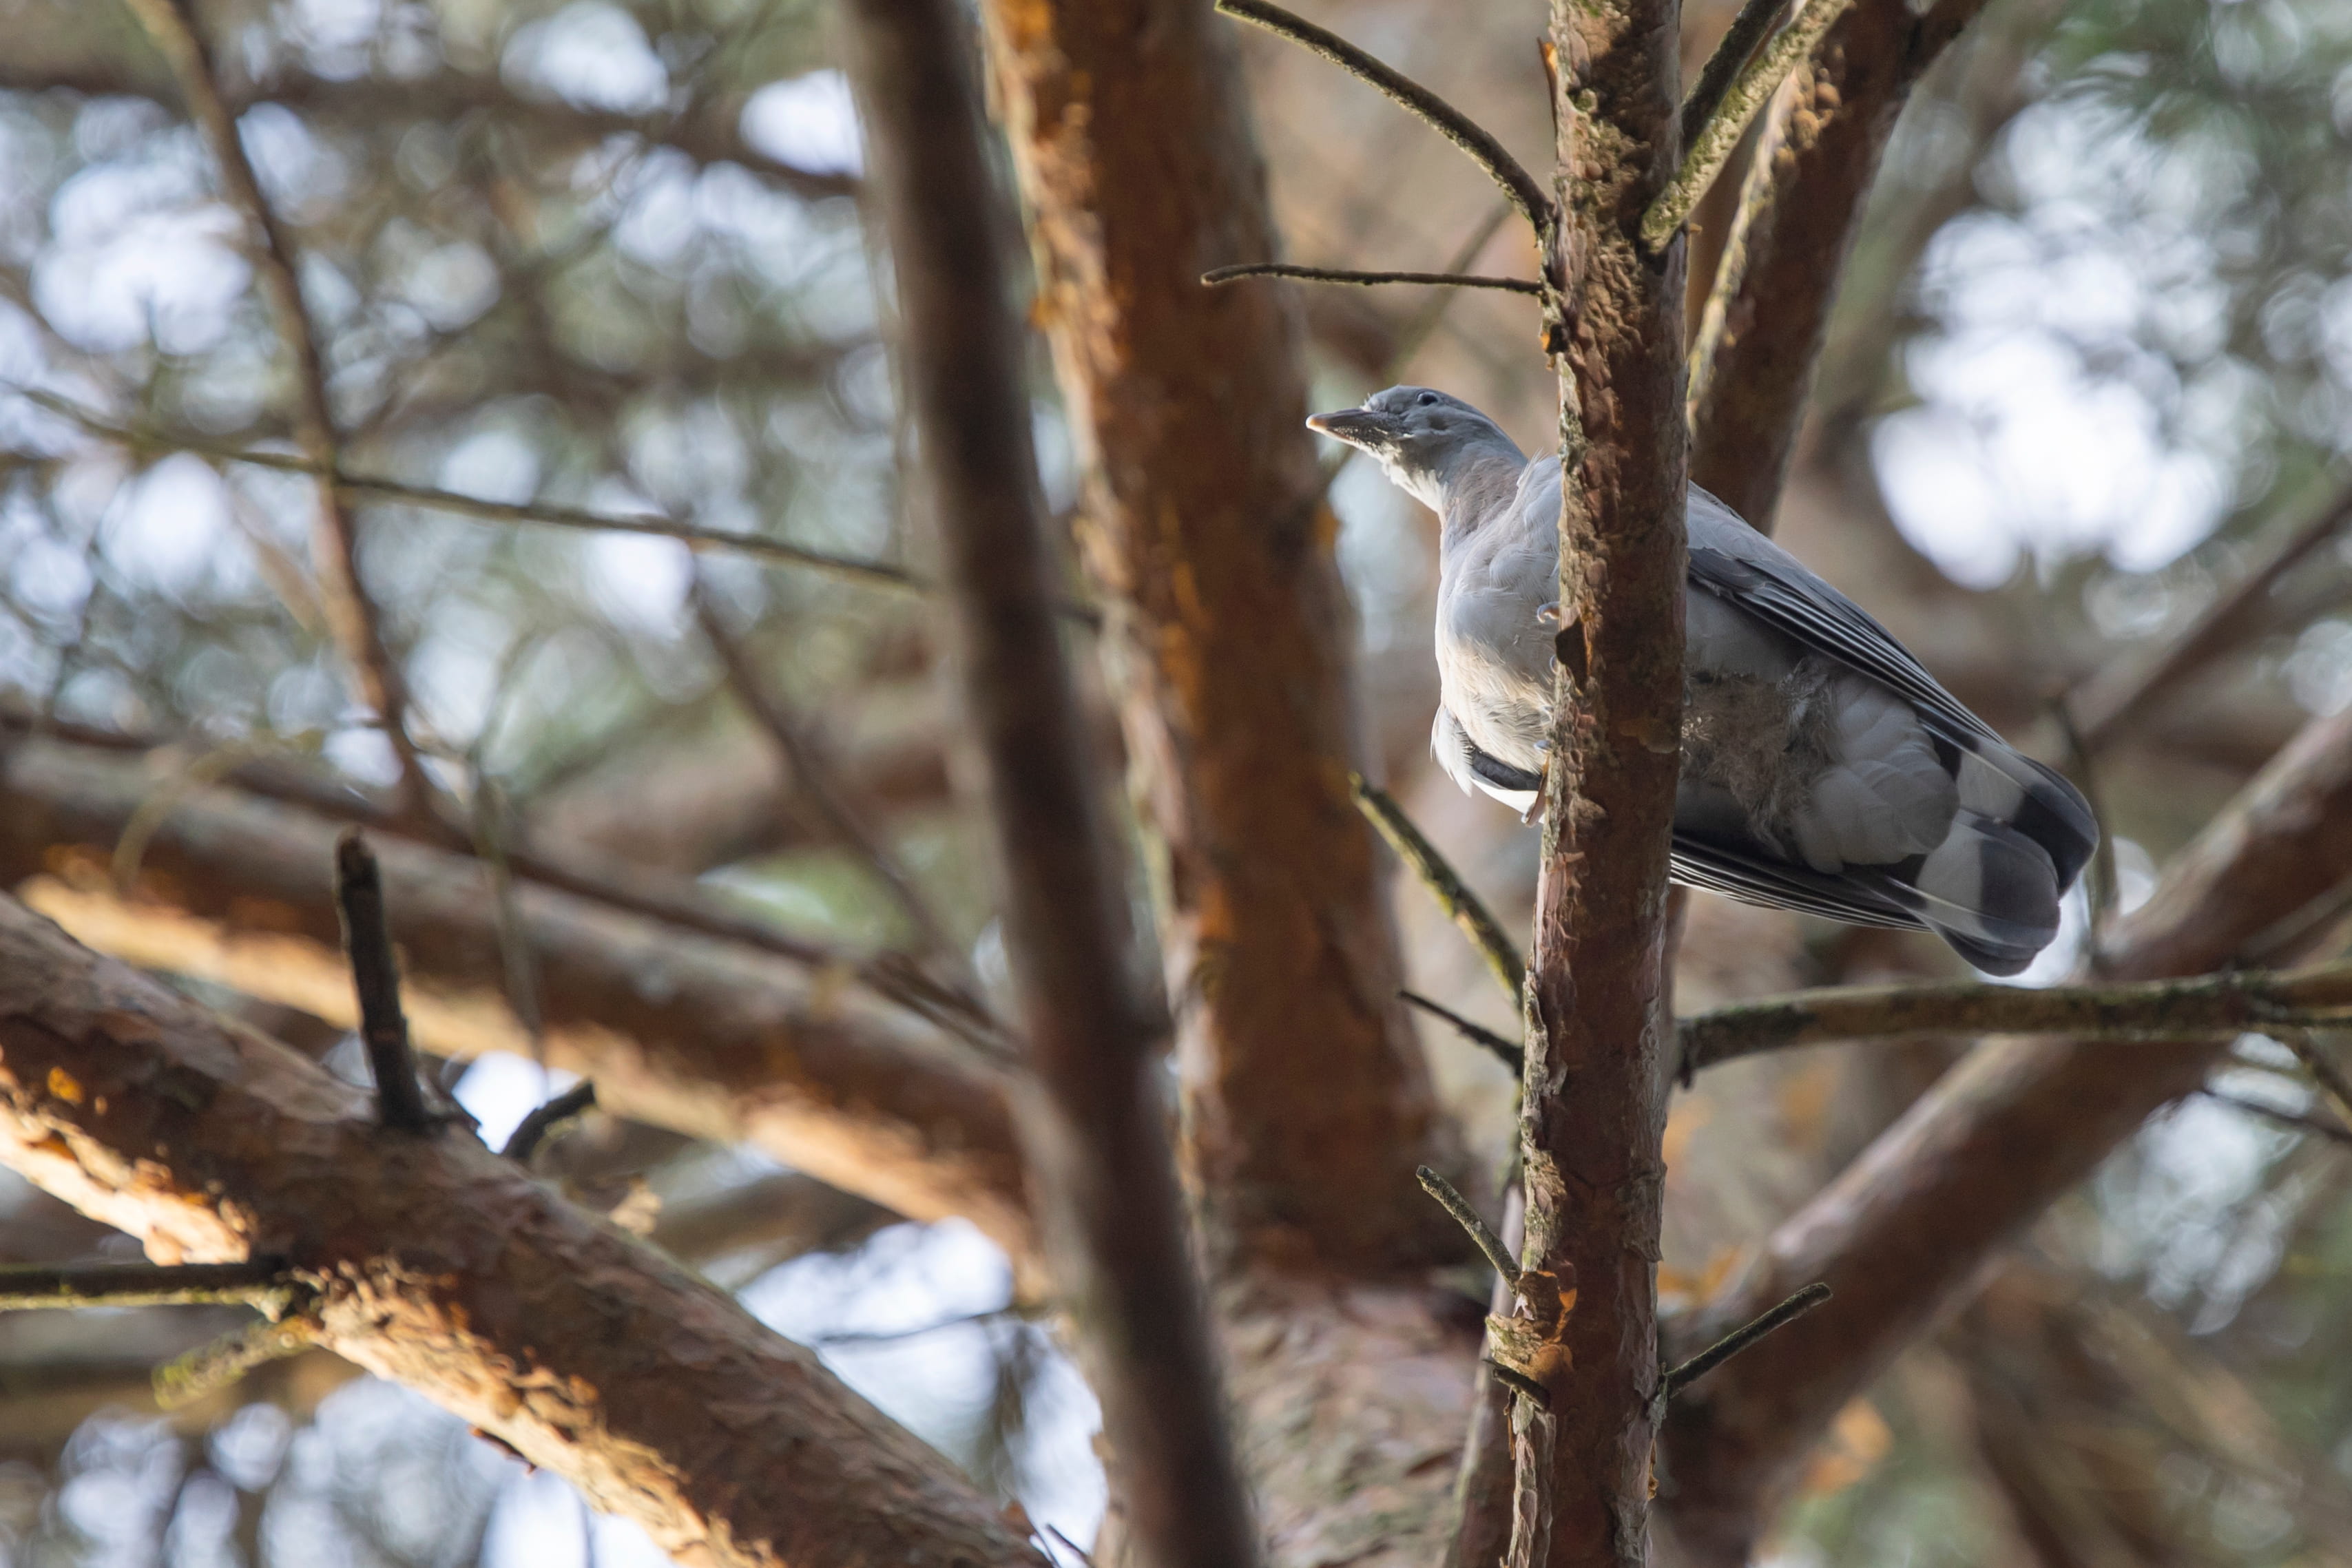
[{"left": 1305, "top": 406, "right": 1389, "bottom": 450}]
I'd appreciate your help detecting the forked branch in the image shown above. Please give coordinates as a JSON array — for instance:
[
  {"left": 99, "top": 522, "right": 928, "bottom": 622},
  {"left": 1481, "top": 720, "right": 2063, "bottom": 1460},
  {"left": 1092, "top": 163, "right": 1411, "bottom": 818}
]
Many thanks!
[{"left": 1214, "top": 0, "right": 1555, "bottom": 236}]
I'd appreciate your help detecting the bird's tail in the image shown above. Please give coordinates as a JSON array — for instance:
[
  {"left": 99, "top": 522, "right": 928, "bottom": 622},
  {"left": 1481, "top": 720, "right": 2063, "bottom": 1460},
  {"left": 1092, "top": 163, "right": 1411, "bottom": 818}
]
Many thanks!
[{"left": 1873, "top": 742, "right": 2099, "bottom": 976}]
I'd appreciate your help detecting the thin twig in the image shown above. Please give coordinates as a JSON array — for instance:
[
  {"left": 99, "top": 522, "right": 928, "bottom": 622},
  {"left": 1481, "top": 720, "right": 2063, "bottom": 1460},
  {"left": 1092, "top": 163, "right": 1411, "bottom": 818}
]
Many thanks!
[
  {"left": 1659, "top": 1282, "right": 1831, "bottom": 1401},
  {"left": 1214, "top": 0, "right": 1554, "bottom": 236},
  {"left": 153, "top": 1314, "right": 322, "bottom": 1411},
  {"left": 691, "top": 580, "right": 968, "bottom": 976},
  {"left": 1416, "top": 1166, "right": 1521, "bottom": 1288},
  {"left": 20, "top": 387, "right": 935, "bottom": 598},
  {"left": 0, "top": 1260, "right": 296, "bottom": 1313},
  {"left": 1203, "top": 263, "right": 1543, "bottom": 295},
  {"left": 1680, "top": 0, "right": 1789, "bottom": 149},
  {"left": 503, "top": 1080, "right": 599, "bottom": 1162},
  {"left": 122, "top": 0, "right": 430, "bottom": 811},
  {"left": 2196, "top": 1088, "right": 2352, "bottom": 1148},
  {"left": 2275, "top": 1027, "right": 2352, "bottom": 1129},
  {"left": 1643, "top": 0, "right": 1864, "bottom": 251},
  {"left": 1677, "top": 957, "right": 2352, "bottom": 1074},
  {"left": 1401, "top": 988, "right": 1524, "bottom": 1075},
  {"left": 1351, "top": 773, "right": 1523, "bottom": 1004},
  {"left": 334, "top": 829, "right": 433, "bottom": 1132}
]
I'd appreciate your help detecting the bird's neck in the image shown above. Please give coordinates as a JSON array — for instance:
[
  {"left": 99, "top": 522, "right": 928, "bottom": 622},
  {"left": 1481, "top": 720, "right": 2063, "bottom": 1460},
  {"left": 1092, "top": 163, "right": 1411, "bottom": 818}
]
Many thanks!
[{"left": 1431, "top": 440, "right": 1528, "bottom": 545}]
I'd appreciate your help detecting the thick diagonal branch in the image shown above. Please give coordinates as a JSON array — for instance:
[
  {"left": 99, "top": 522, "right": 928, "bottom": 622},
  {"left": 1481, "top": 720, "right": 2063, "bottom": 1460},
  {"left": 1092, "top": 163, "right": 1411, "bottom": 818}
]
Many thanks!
[
  {"left": 1660, "top": 700, "right": 2352, "bottom": 1562},
  {"left": 121, "top": 0, "right": 428, "bottom": 807},
  {"left": 0, "top": 731, "right": 1037, "bottom": 1273},
  {"left": 0, "top": 895, "right": 1042, "bottom": 1568},
  {"left": 840, "top": 2, "right": 1258, "bottom": 1565},
  {"left": 1686, "top": 0, "right": 1992, "bottom": 531}
]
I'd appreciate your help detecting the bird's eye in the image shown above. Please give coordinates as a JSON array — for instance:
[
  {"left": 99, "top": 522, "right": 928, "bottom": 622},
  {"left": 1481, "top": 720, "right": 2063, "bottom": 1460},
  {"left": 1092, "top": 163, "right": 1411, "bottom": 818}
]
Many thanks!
[{"left": 1415, "top": 393, "right": 1437, "bottom": 407}]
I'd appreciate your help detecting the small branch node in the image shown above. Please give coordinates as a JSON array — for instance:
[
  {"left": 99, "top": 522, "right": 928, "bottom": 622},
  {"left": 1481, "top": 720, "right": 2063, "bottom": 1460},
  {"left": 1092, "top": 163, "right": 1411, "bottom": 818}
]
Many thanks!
[
  {"left": 1214, "top": 0, "right": 1554, "bottom": 236},
  {"left": 1661, "top": 1281, "right": 1831, "bottom": 1401},
  {"left": 1203, "top": 263, "right": 1543, "bottom": 295},
  {"left": 1484, "top": 1359, "right": 1551, "bottom": 1410},
  {"left": 503, "top": 1080, "right": 599, "bottom": 1163},
  {"left": 1416, "top": 1165, "right": 1521, "bottom": 1288},
  {"left": 334, "top": 829, "right": 433, "bottom": 1133}
]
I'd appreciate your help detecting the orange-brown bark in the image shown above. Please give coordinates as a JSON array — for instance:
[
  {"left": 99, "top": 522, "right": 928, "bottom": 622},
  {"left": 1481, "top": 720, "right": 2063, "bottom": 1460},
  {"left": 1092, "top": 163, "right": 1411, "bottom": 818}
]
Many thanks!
[
  {"left": 974, "top": 0, "right": 1459, "bottom": 1275},
  {"left": 1658, "top": 702, "right": 2352, "bottom": 1563},
  {"left": 0, "top": 733, "right": 1036, "bottom": 1270},
  {"left": 0, "top": 894, "right": 1042, "bottom": 1568}
]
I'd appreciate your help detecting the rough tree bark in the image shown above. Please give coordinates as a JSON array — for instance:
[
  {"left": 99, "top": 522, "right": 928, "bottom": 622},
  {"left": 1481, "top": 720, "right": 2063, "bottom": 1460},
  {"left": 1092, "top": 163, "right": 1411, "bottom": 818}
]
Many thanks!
[
  {"left": 1506, "top": 0, "right": 1687, "bottom": 1561},
  {"left": 0, "top": 895, "right": 1043, "bottom": 1568},
  {"left": 972, "top": 0, "right": 1459, "bottom": 1277},
  {"left": 1658, "top": 702, "right": 2352, "bottom": 1562},
  {"left": 839, "top": 1, "right": 1260, "bottom": 1562},
  {"left": 971, "top": 3, "right": 1486, "bottom": 1561},
  {"left": 1685, "top": 0, "right": 1991, "bottom": 533},
  {"left": 0, "top": 733, "right": 1037, "bottom": 1270}
]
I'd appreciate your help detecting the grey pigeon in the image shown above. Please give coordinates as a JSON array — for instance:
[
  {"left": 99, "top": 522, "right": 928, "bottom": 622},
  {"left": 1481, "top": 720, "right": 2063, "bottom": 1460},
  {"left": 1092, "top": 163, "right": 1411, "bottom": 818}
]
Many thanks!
[{"left": 1308, "top": 386, "right": 2096, "bottom": 976}]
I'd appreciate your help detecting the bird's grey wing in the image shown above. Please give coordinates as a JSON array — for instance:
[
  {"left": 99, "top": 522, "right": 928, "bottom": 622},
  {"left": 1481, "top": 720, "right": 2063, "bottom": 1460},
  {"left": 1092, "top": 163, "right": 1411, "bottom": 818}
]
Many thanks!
[
  {"left": 1669, "top": 837, "right": 1922, "bottom": 930},
  {"left": 1684, "top": 488, "right": 2002, "bottom": 747},
  {"left": 1684, "top": 486, "right": 2098, "bottom": 892}
]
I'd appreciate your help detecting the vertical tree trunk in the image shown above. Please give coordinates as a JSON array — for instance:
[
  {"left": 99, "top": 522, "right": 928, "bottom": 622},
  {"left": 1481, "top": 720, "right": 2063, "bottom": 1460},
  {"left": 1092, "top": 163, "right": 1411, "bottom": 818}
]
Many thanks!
[
  {"left": 972, "top": 0, "right": 1462, "bottom": 1277},
  {"left": 1513, "top": 0, "right": 1688, "bottom": 1562}
]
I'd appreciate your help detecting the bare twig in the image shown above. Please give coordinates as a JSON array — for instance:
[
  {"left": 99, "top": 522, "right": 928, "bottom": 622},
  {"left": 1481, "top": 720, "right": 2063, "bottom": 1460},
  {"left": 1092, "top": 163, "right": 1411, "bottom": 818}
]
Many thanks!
[
  {"left": 2074, "top": 478, "right": 2352, "bottom": 749},
  {"left": 1351, "top": 773, "right": 1523, "bottom": 1005},
  {"left": 1401, "top": 988, "right": 1524, "bottom": 1074},
  {"left": 1659, "top": 1282, "right": 1831, "bottom": 1400},
  {"left": 154, "top": 1315, "right": 323, "bottom": 1410},
  {"left": 1203, "top": 263, "right": 1543, "bottom": 295},
  {"left": 691, "top": 581, "right": 967, "bottom": 974},
  {"left": 1676, "top": 957, "right": 2352, "bottom": 1073},
  {"left": 503, "top": 1080, "right": 599, "bottom": 1163},
  {"left": 840, "top": 1, "right": 1260, "bottom": 1563},
  {"left": 121, "top": 0, "right": 429, "bottom": 810},
  {"left": 1415, "top": 1166, "right": 1521, "bottom": 1288},
  {"left": 21, "top": 388, "right": 933, "bottom": 596},
  {"left": 0, "top": 1260, "right": 296, "bottom": 1313},
  {"left": 1214, "top": 0, "right": 1554, "bottom": 236},
  {"left": 1645, "top": 0, "right": 1865, "bottom": 250},
  {"left": 333, "top": 830, "right": 433, "bottom": 1132},
  {"left": 1681, "top": 0, "right": 1789, "bottom": 149}
]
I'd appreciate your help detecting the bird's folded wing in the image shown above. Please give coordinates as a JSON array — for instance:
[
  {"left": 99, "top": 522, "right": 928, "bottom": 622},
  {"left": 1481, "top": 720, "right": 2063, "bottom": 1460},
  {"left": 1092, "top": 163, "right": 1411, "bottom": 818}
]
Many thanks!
[
  {"left": 1685, "top": 489, "right": 2003, "bottom": 750},
  {"left": 1669, "top": 835, "right": 1924, "bottom": 930}
]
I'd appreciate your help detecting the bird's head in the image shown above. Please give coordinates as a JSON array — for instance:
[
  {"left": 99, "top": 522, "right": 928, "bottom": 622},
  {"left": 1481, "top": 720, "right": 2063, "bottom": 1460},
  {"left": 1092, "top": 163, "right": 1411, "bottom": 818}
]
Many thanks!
[{"left": 1306, "top": 386, "right": 1521, "bottom": 511}]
